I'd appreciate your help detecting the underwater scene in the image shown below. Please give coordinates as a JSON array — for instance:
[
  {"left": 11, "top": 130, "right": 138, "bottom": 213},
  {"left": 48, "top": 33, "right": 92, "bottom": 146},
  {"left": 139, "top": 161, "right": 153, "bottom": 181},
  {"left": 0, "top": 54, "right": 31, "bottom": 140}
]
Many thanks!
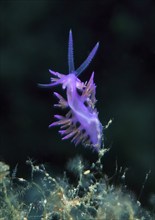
[{"left": 0, "top": 1, "right": 155, "bottom": 219}]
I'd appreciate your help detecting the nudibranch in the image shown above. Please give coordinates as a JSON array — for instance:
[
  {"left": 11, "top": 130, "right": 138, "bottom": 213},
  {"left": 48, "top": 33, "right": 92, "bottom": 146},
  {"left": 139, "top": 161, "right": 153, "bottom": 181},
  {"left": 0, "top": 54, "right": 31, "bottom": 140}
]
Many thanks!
[{"left": 39, "top": 30, "right": 103, "bottom": 151}]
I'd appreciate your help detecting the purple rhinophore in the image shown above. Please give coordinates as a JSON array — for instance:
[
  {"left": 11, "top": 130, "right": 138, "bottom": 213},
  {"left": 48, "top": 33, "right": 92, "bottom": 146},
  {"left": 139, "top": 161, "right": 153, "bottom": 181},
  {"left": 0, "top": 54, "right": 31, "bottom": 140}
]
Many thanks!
[{"left": 39, "top": 30, "right": 103, "bottom": 151}]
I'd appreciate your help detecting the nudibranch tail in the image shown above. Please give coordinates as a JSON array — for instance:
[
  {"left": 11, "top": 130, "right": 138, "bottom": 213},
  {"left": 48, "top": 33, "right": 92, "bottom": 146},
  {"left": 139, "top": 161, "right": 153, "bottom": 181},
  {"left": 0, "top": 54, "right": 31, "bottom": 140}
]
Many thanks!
[{"left": 40, "top": 30, "right": 103, "bottom": 151}]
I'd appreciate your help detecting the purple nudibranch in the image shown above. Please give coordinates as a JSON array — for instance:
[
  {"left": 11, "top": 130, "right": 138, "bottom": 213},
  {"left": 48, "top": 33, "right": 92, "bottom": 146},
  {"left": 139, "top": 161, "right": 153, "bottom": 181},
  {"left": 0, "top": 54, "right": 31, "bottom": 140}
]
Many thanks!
[{"left": 39, "top": 30, "right": 103, "bottom": 151}]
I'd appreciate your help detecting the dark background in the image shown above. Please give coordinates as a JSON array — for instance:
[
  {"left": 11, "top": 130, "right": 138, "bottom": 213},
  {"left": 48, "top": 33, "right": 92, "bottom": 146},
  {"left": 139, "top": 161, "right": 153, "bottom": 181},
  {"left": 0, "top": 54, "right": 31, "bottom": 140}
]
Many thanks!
[{"left": 0, "top": 0, "right": 155, "bottom": 210}]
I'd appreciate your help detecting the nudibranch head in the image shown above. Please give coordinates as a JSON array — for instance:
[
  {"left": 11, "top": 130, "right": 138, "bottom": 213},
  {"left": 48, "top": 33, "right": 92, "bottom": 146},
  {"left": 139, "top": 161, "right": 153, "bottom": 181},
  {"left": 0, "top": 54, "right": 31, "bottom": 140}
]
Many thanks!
[{"left": 39, "top": 30, "right": 103, "bottom": 151}]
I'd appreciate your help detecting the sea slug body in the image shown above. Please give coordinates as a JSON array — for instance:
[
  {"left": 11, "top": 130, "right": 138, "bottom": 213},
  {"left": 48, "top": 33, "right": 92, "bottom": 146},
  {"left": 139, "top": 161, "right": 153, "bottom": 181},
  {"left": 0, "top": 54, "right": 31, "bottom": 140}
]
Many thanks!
[{"left": 39, "top": 30, "right": 103, "bottom": 151}]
